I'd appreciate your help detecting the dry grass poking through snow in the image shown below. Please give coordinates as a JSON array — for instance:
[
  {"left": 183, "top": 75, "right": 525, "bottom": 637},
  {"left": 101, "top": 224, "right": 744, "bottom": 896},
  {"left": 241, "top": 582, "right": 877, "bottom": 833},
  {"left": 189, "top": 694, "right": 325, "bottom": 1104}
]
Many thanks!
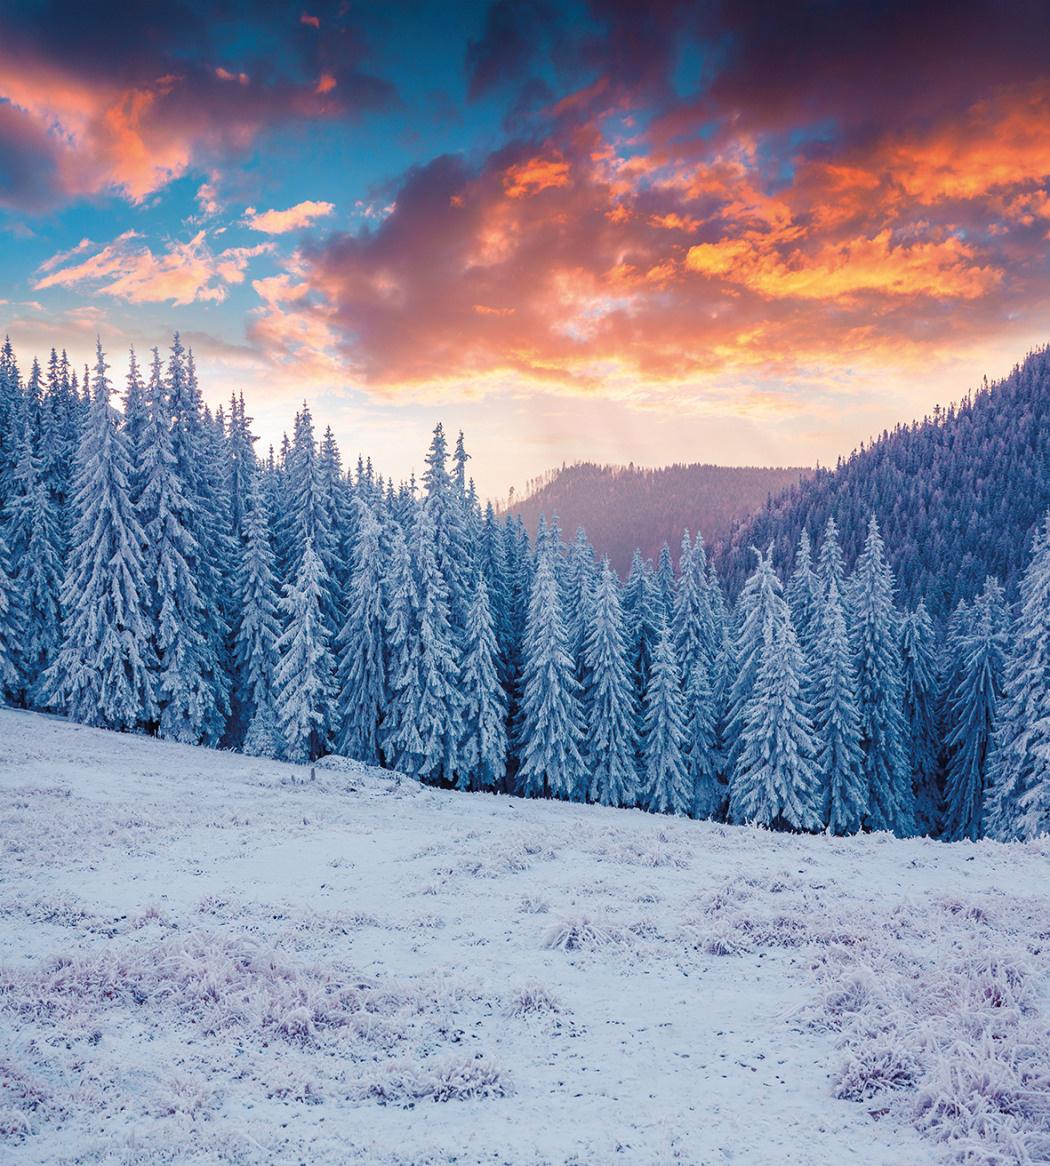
[{"left": 1, "top": 708, "right": 1050, "bottom": 1164}]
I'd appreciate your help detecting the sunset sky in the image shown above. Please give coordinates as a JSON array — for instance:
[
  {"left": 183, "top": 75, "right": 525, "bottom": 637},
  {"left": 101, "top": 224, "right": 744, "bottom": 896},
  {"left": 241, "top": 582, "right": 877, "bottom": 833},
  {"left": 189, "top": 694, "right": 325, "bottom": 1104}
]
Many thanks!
[{"left": 3, "top": 0, "right": 1050, "bottom": 498}]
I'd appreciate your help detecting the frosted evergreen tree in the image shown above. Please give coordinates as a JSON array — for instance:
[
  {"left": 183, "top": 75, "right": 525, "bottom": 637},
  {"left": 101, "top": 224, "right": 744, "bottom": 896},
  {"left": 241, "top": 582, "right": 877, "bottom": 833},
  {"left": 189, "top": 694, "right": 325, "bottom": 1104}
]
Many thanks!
[
  {"left": 0, "top": 336, "right": 22, "bottom": 509},
  {"left": 47, "top": 340, "right": 156, "bottom": 730},
  {"left": 813, "top": 572, "right": 866, "bottom": 834},
  {"left": 233, "top": 479, "right": 283, "bottom": 758},
  {"left": 642, "top": 614, "right": 690, "bottom": 815},
  {"left": 848, "top": 516, "right": 913, "bottom": 835},
  {"left": 564, "top": 524, "right": 596, "bottom": 683},
  {"left": 274, "top": 537, "right": 335, "bottom": 762},
  {"left": 817, "top": 514, "right": 848, "bottom": 599},
  {"left": 0, "top": 532, "right": 23, "bottom": 701},
  {"left": 983, "top": 519, "right": 1050, "bottom": 839},
  {"left": 421, "top": 422, "right": 471, "bottom": 635},
  {"left": 729, "top": 550, "right": 821, "bottom": 831},
  {"left": 583, "top": 559, "right": 638, "bottom": 807},
  {"left": 225, "top": 391, "right": 257, "bottom": 543},
  {"left": 724, "top": 545, "right": 778, "bottom": 779},
  {"left": 121, "top": 348, "right": 148, "bottom": 501},
  {"left": 409, "top": 502, "right": 465, "bottom": 783},
  {"left": 942, "top": 577, "right": 1007, "bottom": 841},
  {"left": 684, "top": 650, "right": 722, "bottom": 819},
  {"left": 283, "top": 404, "right": 339, "bottom": 640},
  {"left": 164, "top": 337, "right": 230, "bottom": 743},
  {"left": 335, "top": 494, "right": 388, "bottom": 765},
  {"left": 622, "top": 550, "right": 659, "bottom": 713},
  {"left": 517, "top": 519, "right": 585, "bottom": 799},
  {"left": 900, "top": 600, "right": 941, "bottom": 835},
  {"left": 655, "top": 540, "right": 675, "bottom": 626},
  {"left": 459, "top": 572, "right": 508, "bottom": 791},
  {"left": 380, "top": 522, "right": 425, "bottom": 773},
  {"left": 6, "top": 408, "right": 63, "bottom": 706},
  {"left": 787, "top": 530, "right": 820, "bottom": 653},
  {"left": 135, "top": 347, "right": 215, "bottom": 743},
  {"left": 673, "top": 530, "right": 714, "bottom": 685}
]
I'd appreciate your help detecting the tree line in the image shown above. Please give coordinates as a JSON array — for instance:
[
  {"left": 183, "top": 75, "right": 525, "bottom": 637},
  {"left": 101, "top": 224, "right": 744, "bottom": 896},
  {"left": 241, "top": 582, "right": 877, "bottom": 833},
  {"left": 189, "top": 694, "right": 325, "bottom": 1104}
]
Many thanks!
[{"left": 0, "top": 334, "right": 1047, "bottom": 842}]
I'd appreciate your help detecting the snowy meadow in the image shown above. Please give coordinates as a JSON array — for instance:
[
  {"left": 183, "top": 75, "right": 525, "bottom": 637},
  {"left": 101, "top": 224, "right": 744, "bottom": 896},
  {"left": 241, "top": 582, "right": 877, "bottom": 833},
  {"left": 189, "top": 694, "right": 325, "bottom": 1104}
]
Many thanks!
[{"left": 2, "top": 708, "right": 1048, "bottom": 1165}]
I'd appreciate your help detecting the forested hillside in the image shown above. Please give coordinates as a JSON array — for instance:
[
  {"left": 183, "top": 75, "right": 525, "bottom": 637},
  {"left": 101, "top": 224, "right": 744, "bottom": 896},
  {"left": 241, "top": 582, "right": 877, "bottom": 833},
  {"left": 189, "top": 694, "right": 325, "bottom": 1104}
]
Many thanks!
[
  {"left": 505, "top": 462, "right": 809, "bottom": 577},
  {"left": 713, "top": 347, "right": 1050, "bottom": 615},
  {"left": 5, "top": 331, "right": 1050, "bottom": 845}
]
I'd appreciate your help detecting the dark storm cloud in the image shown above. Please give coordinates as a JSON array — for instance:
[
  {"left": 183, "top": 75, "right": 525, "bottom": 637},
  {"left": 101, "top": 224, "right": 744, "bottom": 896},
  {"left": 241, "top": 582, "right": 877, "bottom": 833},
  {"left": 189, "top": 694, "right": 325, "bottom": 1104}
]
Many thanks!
[
  {"left": 0, "top": 102, "right": 61, "bottom": 210},
  {"left": 0, "top": 0, "right": 399, "bottom": 209}
]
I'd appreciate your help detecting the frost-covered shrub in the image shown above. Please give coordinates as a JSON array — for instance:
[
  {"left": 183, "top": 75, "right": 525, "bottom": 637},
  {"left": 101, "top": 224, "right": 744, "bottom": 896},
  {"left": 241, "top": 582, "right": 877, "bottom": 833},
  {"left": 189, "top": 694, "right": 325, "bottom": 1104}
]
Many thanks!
[
  {"left": 834, "top": 1032, "right": 921, "bottom": 1099},
  {"left": 542, "top": 911, "right": 622, "bottom": 951},
  {"left": 358, "top": 1055, "right": 511, "bottom": 1105},
  {"left": 506, "top": 981, "right": 562, "bottom": 1016}
]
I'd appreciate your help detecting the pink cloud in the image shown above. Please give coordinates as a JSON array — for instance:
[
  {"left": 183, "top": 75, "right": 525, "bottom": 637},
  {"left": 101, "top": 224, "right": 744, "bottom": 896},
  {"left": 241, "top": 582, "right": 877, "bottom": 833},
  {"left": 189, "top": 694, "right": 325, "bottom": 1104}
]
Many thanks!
[
  {"left": 35, "top": 231, "right": 274, "bottom": 305},
  {"left": 244, "top": 201, "right": 335, "bottom": 234}
]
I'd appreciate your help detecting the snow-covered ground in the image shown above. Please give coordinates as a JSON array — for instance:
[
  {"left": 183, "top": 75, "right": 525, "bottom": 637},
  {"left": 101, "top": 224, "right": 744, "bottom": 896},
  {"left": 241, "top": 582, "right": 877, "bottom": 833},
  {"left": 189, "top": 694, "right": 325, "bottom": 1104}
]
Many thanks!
[{"left": 1, "top": 708, "right": 1048, "bottom": 1165}]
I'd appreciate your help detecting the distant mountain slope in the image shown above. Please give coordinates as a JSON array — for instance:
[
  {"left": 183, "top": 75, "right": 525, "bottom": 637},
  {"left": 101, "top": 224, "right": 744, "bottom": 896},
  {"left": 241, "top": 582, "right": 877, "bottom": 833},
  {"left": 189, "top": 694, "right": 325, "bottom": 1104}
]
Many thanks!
[
  {"left": 504, "top": 462, "right": 810, "bottom": 576},
  {"left": 713, "top": 346, "right": 1050, "bottom": 616}
]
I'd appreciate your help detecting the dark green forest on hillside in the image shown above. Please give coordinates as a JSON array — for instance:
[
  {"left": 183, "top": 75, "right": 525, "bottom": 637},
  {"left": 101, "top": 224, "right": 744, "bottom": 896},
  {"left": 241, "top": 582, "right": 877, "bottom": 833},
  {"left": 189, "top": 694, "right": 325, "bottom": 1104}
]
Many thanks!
[{"left": 506, "top": 462, "right": 809, "bottom": 577}]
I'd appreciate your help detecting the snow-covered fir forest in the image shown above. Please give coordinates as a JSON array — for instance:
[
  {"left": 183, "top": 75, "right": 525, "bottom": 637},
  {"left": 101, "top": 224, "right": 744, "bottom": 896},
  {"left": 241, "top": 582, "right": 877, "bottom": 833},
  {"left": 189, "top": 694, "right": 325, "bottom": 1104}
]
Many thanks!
[{"left": 1, "top": 333, "right": 1048, "bottom": 844}]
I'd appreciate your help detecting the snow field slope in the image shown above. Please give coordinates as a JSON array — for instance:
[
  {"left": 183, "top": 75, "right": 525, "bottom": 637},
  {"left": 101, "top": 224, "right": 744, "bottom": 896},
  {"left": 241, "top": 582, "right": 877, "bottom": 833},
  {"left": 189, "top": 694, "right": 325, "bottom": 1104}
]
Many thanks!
[{"left": 0, "top": 708, "right": 1048, "bottom": 1165}]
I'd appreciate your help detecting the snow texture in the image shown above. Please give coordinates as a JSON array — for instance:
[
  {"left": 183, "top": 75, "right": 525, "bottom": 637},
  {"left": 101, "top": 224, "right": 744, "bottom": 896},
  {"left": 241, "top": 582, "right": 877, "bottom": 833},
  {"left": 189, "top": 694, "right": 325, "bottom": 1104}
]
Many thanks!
[{"left": 1, "top": 707, "right": 1048, "bottom": 1165}]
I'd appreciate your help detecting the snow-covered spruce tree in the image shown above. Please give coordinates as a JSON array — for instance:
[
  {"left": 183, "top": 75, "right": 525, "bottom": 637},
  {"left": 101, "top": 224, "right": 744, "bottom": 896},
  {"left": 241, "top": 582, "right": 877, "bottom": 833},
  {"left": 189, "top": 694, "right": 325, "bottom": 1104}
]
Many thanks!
[
  {"left": 517, "top": 517, "right": 585, "bottom": 800},
  {"left": 564, "top": 524, "right": 597, "bottom": 684},
  {"left": 274, "top": 537, "right": 335, "bottom": 762},
  {"left": 583, "top": 559, "right": 638, "bottom": 808},
  {"left": 0, "top": 532, "right": 23, "bottom": 701},
  {"left": 813, "top": 572, "right": 866, "bottom": 834},
  {"left": 164, "top": 337, "right": 230, "bottom": 744},
  {"left": 334, "top": 493, "right": 388, "bottom": 766},
  {"left": 729, "top": 549, "right": 822, "bottom": 831},
  {"left": 684, "top": 644, "right": 722, "bottom": 819},
  {"left": 380, "top": 522, "right": 424, "bottom": 773},
  {"left": 46, "top": 340, "right": 157, "bottom": 730},
  {"left": 136, "top": 348, "right": 213, "bottom": 744},
  {"left": 0, "top": 336, "right": 22, "bottom": 510},
  {"left": 817, "top": 514, "right": 848, "bottom": 600},
  {"left": 421, "top": 422, "right": 472, "bottom": 636},
  {"left": 233, "top": 479, "right": 283, "bottom": 758},
  {"left": 459, "top": 572, "right": 508, "bottom": 791},
  {"left": 642, "top": 613, "right": 690, "bottom": 815},
  {"left": 393, "top": 502, "right": 464, "bottom": 784},
  {"left": 500, "top": 513, "right": 532, "bottom": 783},
  {"left": 225, "top": 391, "right": 257, "bottom": 544},
  {"left": 787, "top": 529, "right": 820, "bottom": 655},
  {"left": 983, "top": 518, "right": 1050, "bottom": 839},
  {"left": 900, "top": 600, "right": 942, "bottom": 835},
  {"left": 654, "top": 540, "right": 675, "bottom": 627},
  {"left": 849, "top": 516, "right": 914, "bottom": 836},
  {"left": 672, "top": 530, "right": 714, "bottom": 685},
  {"left": 7, "top": 374, "right": 64, "bottom": 706},
  {"left": 724, "top": 545, "right": 776, "bottom": 781},
  {"left": 942, "top": 577, "right": 1007, "bottom": 841}
]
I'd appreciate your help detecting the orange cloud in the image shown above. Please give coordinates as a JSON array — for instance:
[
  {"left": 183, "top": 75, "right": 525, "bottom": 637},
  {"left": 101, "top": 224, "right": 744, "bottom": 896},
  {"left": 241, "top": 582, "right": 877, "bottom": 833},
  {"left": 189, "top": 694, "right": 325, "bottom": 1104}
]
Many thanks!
[
  {"left": 473, "top": 305, "right": 516, "bottom": 317},
  {"left": 503, "top": 155, "right": 571, "bottom": 198},
  {"left": 35, "top": 231, "right": 274, "bottom": 305},
  {"left": 887, "top": 88, "right": 1050, "bottom": 205},
  {"left": 686, "top": 231, "right": 999, "bottom": 302},
  {"left": 301, "top": 13, "right": 320, "bottom": 28},
  {"left": 244, "top": 200, "right": 335, "bottom": 234},
  {"left": 315, "top": 74, "right": 337, "bottom": 96}
]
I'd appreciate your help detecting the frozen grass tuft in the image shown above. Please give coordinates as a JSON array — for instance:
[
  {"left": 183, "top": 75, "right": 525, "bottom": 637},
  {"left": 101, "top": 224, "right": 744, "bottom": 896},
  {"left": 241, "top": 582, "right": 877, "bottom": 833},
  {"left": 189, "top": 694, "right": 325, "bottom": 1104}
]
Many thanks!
[
  {"left": 358, "top": 1054, "right": 512, "bottom": 1105},
  {"left": 505, "top": 981, "right": 562, "bottom": 1017},
  {"left": 542, "top": 911, "right": 622, "bottom": 951}
]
